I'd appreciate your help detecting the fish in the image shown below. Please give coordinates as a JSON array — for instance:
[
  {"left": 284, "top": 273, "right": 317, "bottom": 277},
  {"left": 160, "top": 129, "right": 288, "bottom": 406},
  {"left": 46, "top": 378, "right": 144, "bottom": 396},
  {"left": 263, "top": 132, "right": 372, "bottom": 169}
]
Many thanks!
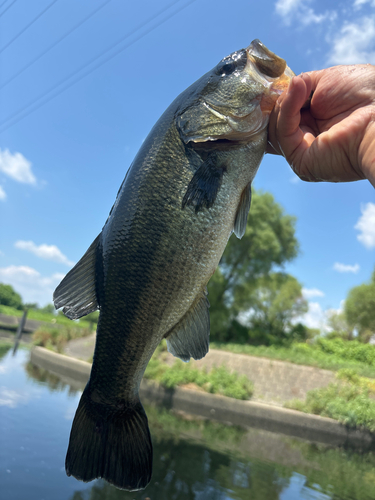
[{"left": 53, "top": 39, "right": 293, "bottom": 491}]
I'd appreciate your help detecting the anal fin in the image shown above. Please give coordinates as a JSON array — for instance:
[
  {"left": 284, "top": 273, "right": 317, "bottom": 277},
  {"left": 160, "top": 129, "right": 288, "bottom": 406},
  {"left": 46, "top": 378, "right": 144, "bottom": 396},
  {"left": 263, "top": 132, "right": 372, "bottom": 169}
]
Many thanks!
[
  {"left": 234, "top": 182, "right": 251, "bottom": 239},
  {"left": 53, "top": 235, "right": 101, "bottom": 320},
  {"left": 166, "top": 290, "right": 210, "bottom": 362}
]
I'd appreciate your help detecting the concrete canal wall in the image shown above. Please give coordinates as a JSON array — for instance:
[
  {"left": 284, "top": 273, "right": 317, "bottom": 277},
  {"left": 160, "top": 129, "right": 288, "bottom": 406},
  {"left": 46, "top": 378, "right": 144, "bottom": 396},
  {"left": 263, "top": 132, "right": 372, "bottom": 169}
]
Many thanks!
[
  {"left": 65, "top": 333, "right": 335, "bottom": 406},
  {"left": 30, "top": 346, "right": 375, "bottom": 451}
]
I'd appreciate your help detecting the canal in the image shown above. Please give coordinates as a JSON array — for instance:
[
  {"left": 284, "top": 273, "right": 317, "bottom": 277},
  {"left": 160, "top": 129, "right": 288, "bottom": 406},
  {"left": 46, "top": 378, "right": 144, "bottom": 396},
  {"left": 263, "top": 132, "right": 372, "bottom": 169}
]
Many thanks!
[{"left": 1, "top": 344, "right": 375, "bottom": 500}]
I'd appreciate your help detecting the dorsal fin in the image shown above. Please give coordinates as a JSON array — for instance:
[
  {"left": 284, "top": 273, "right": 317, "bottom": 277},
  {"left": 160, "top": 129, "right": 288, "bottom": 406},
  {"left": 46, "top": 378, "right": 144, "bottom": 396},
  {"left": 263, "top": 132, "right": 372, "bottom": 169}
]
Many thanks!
[
  {"left": 165, "top": 289, "right": 210, "bottom": 362},
  {"left": 53, "top": 235, "right": 100, "bottom": 320},
  {"left": 233, "top": 182, "right": 251, "bottom": 239}
]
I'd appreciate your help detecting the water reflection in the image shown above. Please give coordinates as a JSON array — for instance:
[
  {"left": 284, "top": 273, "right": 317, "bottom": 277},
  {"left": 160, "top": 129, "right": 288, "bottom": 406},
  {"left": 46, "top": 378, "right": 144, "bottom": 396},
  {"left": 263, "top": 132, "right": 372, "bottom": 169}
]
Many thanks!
[
  {"left": 0, "top": 342, "right": 12, "bottom": 361},
  {"left": 3, "top": 348, "right": 375, "bottom": 500},
  {"left": 25, "top": 362, "right": 80, "bottom": 397}
]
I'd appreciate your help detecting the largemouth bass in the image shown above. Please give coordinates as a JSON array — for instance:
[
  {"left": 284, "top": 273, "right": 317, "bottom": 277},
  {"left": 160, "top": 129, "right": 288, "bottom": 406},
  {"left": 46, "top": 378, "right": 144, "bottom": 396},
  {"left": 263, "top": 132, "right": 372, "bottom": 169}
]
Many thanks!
[{"left": 54, "top": 39, "right": 293, "bottom": 491}]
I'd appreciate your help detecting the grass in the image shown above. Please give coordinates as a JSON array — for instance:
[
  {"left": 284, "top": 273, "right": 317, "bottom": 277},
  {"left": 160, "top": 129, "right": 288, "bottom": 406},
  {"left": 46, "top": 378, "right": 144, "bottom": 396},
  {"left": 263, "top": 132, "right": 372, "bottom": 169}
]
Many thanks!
[
  {"left": 32, "top": 325, "right": 92, "bottom": 353},
  {"left": 144, "top": 342, "right": 253, "bottom": 400},
  {"left": 0, "top": 339, "right": 13, "bottom": 360},
  {"left": 285, "top": 368, "right": 375, "bottom": 433},
  {"left": 211, "top": 339, "right": 375, "bottom": 378},
  {"left": 0, "top": 304, "right": 93, "bottom": 329}
]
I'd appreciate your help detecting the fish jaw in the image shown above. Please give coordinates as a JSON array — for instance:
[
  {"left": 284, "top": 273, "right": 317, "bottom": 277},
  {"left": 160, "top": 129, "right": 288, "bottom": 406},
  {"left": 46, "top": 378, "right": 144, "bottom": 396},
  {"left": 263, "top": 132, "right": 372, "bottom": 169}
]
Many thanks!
[
  {"left": 245, "top": 39, "right": 294, "bottom": 116},
  {"left": 258, "top": 75, "right": 291, "bottom": 114}
]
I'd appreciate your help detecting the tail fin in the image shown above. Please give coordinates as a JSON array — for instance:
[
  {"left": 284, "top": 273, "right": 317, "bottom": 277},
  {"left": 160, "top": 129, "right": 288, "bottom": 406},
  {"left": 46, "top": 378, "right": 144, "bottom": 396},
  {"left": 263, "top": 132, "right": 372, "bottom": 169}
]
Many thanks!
[{"left": 65, "top": 386, "right": 153, "bottom": 491}]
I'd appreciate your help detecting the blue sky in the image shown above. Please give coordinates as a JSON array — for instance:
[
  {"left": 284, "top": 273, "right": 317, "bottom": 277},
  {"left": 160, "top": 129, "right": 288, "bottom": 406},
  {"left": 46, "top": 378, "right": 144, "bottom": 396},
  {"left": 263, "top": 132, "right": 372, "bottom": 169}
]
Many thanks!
[{"left": 0, "top": 0, "right": 374, "bottom": 330}]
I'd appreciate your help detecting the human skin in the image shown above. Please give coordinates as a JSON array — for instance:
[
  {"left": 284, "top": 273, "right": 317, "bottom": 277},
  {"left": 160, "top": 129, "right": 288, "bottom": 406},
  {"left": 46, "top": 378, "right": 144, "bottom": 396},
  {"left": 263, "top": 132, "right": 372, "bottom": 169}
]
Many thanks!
[{"left": 267, "top": 65, "right": 375, "bottom": 188}]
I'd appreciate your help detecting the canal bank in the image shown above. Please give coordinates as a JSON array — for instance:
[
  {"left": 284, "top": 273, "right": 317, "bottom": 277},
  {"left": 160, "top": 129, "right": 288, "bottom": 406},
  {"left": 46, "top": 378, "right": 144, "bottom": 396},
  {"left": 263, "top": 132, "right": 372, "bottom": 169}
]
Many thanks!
[{"left": 30, "top": 346, "right": 375, "bottom": 450}]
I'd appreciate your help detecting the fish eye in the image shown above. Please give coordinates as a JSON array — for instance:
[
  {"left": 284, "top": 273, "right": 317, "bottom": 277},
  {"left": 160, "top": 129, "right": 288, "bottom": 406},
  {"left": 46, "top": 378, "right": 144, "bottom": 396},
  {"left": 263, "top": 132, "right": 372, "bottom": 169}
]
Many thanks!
[{"left": 216, "top": 59, "right": 236, "bottom": 76}]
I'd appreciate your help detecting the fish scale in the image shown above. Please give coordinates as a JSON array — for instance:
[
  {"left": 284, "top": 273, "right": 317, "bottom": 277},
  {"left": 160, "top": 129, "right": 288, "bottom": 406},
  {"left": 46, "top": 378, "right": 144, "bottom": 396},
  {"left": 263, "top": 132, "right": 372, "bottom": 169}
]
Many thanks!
[{"left": 54, "top": 39, "right": 293, "bottom": 491}]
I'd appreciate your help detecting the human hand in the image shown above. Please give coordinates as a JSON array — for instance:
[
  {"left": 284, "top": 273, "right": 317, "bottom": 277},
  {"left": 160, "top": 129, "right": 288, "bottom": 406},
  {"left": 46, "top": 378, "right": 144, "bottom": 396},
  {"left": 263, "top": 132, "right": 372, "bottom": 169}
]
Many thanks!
[{"left": 267, "top": 65, "right": 375, "bottom": 187}]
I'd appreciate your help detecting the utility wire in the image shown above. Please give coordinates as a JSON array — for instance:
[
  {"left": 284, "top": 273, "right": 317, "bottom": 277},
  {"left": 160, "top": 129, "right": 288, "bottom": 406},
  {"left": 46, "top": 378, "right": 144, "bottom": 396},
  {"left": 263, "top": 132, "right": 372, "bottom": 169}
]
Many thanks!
[
  {"left": 0, "top": 0, "right": 9, "bottom": 10},
  {"left": 0, "top": 0, "right": 197, "bottom": 133},
  {"left": 0, "top": 0, "right": 111, "bottom": 90},
  {"left": 0, "top": 0, "right": 59, "bottom": 55},
  {"left": 0, "top": 0, "right": 17, "bottom": 18}
]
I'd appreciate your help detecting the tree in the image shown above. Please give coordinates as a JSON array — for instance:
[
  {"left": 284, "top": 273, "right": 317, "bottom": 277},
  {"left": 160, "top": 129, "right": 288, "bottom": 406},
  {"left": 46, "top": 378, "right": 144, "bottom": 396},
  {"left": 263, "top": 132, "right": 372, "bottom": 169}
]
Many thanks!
[
  {"left": 326, "top": 311, "right": 353, "bottom": 340},
  {"left": 345, "top": 269, "right": 375, "bottom": 342},
  {"left": 207, "top": 190, "right": 301, "bottom": 343},
  {"left": 244, "top": 273, "right": 308, "bottom": 345},
  {"left": 24, "top": 302, "right": 39, "bottom": 310},
  {"left": 39, "top": 304, "right": 55, "bottom": 314},
  {"left": 0, "top": 283, "right": 23, "bottom": 310}
]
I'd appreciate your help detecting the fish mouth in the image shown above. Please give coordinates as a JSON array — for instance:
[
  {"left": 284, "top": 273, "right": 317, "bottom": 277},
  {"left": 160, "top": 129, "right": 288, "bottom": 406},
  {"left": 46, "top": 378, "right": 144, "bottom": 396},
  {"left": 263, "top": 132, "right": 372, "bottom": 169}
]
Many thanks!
[{"left": 245, "top": 39, "right": 294, "bottom": 114}]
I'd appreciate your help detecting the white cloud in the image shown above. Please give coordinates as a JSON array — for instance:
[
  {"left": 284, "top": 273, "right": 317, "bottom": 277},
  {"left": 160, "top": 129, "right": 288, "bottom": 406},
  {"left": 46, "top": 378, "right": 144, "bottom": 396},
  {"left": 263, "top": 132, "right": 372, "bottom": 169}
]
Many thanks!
[
  {"left": 275, "top": 0, "right": 302, "bottom": 18},
  {"left": 275, "top": 0, "right": 336, "bottom": 26},
  {"left": 0, "top": 387, "right": 29, "bottom": 408},
  {"left": 296, "top": 300, "right": 345, "bottom": 332},
  {"left": 298, "top": 301, "right": 327, "bottom": 330},
  {"left": 0, "top": 148, "right": 36, "bottom": 184},
  {"left": 302, "top": 288, "right": 325, "bottom": 299},
  {"left": 333, "top": 262, "right": 360, "bottom": 273},
  {"left": 328, "top": 16, "right": 375, "bottom": 64},
  {"left": 0, "top": 265, "right": 65, "bottom": 306},
  {"left": 15, "top": 240, "right": 75, "bottom": 267},
  {"left": 353, "top": 0, "right": 375, "bottom": 9},
  {"left": 355, "top": 202, "right": 375, "bottom": 249},
  {"left": 0, "top": 185, "right": 6, "bottom": 201}
]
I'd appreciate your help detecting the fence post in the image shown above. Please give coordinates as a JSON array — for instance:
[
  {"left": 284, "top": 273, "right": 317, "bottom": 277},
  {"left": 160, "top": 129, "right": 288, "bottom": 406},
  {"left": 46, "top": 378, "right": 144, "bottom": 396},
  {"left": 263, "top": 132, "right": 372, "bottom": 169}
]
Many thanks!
[{"left": 13, "top": 309, "right": 28, "bottom": 355}]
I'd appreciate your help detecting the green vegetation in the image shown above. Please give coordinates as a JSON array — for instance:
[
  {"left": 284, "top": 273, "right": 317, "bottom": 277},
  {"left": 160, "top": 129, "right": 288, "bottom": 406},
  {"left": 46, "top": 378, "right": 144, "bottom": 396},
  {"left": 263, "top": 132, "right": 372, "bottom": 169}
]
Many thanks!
[
  {"left": 344, "top": 268, "right": 375, "bottom": 343},
  {"left": 0, "top": 283, "right": 23, "bottom": 309},
  {"left": 208, "top": 190, "right": 307, "bottom": 345},
  {"left": 0, "top": 304, "right": 94, "bottom": 329},
  {"left": 0, "top": 340, "right": 13, "bottom": 360},
  {"left": 32, "top": 325, "right": 91, "bottom": 353},
  {"left": 285, "top": 368, "right": 375, "bottom": 432},
  {"left": 211, "top": 338, "right": 375, "bottom": 378},
  {"left": 144, "top": 343, "right": 253, "bottom": 400},
  {"left": 290, "top": 440, "right": 375, "bottom": 500}
]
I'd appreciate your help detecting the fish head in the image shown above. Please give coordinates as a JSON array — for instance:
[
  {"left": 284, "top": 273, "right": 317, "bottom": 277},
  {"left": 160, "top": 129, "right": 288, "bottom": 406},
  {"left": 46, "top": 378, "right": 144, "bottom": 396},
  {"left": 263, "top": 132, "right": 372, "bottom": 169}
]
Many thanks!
[{"left": 177, "top": 39, "right": 294, "bottom": 144}]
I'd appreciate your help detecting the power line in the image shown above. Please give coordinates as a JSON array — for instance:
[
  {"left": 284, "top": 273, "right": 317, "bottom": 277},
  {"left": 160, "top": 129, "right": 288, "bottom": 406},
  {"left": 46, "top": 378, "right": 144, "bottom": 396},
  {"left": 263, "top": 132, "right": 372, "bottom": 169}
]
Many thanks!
[
  {"left": 0, "top": 0, "right": 9, "bottom": 10},
  {"left": 0, "top": 0, "right": 59, "bottom": 55},
  {"left": 0, "top": 0, "right": 197, "bottom": 133},
  {"left": 0, "top": 0, "right": 17, "bottom": 18},
  {"left": 0, "top": 0, "right": 111, "bottom": 90}
]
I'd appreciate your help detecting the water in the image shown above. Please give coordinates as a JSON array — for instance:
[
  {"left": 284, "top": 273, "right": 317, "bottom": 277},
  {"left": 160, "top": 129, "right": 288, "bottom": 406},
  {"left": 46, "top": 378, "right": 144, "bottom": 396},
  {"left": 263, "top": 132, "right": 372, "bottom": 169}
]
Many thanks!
[{"left": 1, "top": 345, "right": 375, "bottom": 500}]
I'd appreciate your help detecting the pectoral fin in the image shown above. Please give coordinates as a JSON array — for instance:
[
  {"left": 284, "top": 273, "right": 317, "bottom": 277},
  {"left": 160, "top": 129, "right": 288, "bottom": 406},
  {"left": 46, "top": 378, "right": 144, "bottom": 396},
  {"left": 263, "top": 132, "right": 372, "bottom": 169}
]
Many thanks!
[
  {"left": 182, "top": 155, "right": 225, "bottom": 213},
  {"left": 53, "top": 235, "right": 101, "bottom": 319},
  {"left": 166, "top": 290, "right": 210, "bottom": 362},
  {"left": 233, "top": 183, "right": 251, "bottom": 239}
]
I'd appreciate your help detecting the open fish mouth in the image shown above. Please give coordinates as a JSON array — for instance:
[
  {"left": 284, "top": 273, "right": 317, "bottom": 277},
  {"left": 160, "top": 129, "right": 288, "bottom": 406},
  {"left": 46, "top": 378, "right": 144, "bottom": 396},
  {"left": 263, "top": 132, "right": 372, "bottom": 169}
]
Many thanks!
[{"left": 246, "top": 39, "right": 294, "bottom": 114}]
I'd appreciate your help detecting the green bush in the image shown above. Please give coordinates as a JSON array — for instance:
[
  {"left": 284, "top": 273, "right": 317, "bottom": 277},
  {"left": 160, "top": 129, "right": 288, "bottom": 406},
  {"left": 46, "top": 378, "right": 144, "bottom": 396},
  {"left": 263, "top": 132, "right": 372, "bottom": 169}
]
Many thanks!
[
  {"left": 285, "top": 370, "right": 375, "bottom": 432},
  {"left": 315, "top": 337, "right": 375, "bottom": 366},
  {"left": 144, "top": 346, "right": 253, "bottom": 400}
]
